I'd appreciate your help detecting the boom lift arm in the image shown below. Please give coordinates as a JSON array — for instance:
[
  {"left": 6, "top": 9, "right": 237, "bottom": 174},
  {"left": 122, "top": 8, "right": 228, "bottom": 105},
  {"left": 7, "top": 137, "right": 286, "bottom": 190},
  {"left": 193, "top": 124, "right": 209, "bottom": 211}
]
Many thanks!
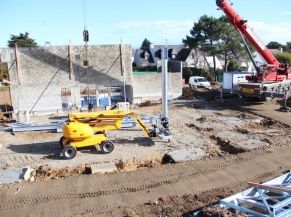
[
  {"left": 61, "top": 110, "right": 171, "bottom": 159},
  {"left": 216, "top": 0, "right": 279, "bottom": 67}
]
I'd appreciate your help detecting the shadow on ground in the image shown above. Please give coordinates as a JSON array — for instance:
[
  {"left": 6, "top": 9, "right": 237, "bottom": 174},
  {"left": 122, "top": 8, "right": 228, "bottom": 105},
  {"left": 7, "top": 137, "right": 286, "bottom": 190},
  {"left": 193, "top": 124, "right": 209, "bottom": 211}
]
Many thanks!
[{"left": 111, "top": 137, "right": 155, "bottom": 146}]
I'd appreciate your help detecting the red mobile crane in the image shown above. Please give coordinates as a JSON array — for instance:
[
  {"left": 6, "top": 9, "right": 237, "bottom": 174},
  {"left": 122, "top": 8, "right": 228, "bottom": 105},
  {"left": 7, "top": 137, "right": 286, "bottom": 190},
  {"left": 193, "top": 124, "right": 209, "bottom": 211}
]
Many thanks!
[{"left": 216, "top": 0, "right": 291, "bottom": 98}]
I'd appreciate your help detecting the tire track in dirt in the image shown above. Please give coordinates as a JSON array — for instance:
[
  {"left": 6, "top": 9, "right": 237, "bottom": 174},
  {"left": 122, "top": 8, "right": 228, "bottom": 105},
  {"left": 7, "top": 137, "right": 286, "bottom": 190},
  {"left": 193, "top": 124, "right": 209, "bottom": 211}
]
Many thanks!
[
  {"left": 0, "top": 147, "right": 265, "bottom": 211},
  {"left": 60, "top": 169, "right": 283, "bottom": 217},
  {"left": 1, "top": 145, "right": 291, "bottom": 217}
]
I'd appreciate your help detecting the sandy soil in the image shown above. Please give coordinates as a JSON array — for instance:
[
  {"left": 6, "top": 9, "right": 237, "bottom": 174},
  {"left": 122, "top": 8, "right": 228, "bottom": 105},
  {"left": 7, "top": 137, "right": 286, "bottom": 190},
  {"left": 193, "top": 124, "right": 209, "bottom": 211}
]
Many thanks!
[
  {"left": 1, "top": 103, "right": 287, "bottom": 171},
  {"left": 1, "top": 94, "right": 291, "bottom": 216}
]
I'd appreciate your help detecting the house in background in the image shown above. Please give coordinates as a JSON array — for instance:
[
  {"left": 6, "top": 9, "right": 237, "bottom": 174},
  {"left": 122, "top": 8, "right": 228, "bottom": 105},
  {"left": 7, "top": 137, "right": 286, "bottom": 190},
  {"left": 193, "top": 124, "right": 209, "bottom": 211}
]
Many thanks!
[{"left": 133, "top": 44, "right": 210, "bottom": 72}]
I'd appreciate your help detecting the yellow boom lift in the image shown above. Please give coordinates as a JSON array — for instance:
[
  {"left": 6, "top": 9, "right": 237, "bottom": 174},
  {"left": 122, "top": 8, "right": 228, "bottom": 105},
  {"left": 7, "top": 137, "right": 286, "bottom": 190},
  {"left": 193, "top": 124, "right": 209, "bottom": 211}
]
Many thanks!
[{"left": 60, "top": 109, "right": 171, "bottom": 159}]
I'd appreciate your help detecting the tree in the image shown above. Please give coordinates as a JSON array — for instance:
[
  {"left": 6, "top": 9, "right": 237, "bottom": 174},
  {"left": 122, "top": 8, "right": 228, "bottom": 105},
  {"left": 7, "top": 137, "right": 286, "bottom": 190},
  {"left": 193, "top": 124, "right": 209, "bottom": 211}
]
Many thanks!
[
  {"left": 275, "top": 52, "right": 291, "bottom": 64},
  {"left": 267, "top": 41, "right": 282, "bottom": 49},
  {"left": 285, "top": 42, "right": 291, "bottom": 52},
  {"left": 183, "top": 15, "right": 222, "bottom": 80},
  {"left": 8, "top": 32, "right": 37, "bottom": 48},
  {"left": 227, "top": 60, "right": 240, "bottom": 71},
  {"left": 217, "top": 16, "right": 244, "bottom": 72},
  {"left": 140, "top": 38, "right": 151, "bottom": 51}
]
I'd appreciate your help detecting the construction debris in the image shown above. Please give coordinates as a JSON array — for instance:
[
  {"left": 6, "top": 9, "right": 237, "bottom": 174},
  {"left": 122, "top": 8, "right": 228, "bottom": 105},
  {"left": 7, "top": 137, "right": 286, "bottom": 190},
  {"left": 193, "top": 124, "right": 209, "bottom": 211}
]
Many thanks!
[
  {"left": 163, "top": 148, "right": 207, "bottom": 163},
  {"left": 12, "top": 121, "right": 64, "bottom": 132},
  {"left": 196, "top": 207, "right": 247, "bottom": 217},
  {"left": 21, "top": 167, "right": 35, "bottom": 182},
  {"left": 0, "top": 168, "right": 23, "bottom": 185}
]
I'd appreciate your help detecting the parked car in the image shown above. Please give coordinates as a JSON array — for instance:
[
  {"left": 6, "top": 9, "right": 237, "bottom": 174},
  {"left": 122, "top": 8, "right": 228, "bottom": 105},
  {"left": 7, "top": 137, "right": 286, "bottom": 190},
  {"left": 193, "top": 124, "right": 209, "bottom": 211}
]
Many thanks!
[{"left": 189, "top": 76, "right": 212, "bottom": 89}]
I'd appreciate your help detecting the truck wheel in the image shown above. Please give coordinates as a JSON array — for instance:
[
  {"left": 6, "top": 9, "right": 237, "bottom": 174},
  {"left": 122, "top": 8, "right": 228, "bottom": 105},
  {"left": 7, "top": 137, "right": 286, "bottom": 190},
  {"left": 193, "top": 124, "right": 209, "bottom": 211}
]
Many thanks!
[
  {"left": 100, "top": 141, "right": 114, "bottom": 154},
  {"left": 63, "top": 145, "right": 77, "bottom": 159},
  {"left": 59, "top": 136, "right": 65, "bottom": 148}
]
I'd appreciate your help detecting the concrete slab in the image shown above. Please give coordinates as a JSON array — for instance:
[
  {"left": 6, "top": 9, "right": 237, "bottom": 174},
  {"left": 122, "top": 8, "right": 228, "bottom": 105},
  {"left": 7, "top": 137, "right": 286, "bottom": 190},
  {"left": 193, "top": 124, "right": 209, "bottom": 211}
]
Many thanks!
[
  {"left": 237, "top": 139, "right": 269, "bottom": 150},
  {"left": 86, "top": 162, "right": 117, "bottom": 174},
  {"left": 0, "top": 168, "right": 23, "bottom": 185},
  {"left": 163, "top": 148, "right": 207, "bottom": 163}
]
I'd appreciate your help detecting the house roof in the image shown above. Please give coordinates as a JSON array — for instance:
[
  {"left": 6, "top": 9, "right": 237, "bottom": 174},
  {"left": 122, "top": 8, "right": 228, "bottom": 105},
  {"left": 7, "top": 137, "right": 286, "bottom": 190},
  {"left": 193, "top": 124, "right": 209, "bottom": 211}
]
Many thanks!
[
  {"left": 175, "top": 48, "right": 192, "bottom": 61},
  {"left": 149, "top": 45, "right": 187, "bottom": 63},
  {"left": 133, "top": 44, "right": 208, "bottom": 66},
  {"left": 133, "top": 49, "right": 155, "bottom": 65}
]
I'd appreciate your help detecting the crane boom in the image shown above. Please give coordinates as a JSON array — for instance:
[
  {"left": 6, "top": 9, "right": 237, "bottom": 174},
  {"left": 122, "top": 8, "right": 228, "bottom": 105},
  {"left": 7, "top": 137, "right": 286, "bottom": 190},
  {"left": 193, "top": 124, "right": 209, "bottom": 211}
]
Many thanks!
[{"left": 216, "top": 0, "right": 280, "bottom": 67}]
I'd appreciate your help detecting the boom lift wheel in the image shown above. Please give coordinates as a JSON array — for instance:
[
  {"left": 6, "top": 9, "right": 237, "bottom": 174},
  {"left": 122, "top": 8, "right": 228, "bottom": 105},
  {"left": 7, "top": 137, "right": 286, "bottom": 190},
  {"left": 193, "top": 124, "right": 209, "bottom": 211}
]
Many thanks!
[
  {"left": 100, "top": 141, "right": 114, "bottom": 154},
  {"left": 63, "top": 145, "right": 77, "bottom": 159}
]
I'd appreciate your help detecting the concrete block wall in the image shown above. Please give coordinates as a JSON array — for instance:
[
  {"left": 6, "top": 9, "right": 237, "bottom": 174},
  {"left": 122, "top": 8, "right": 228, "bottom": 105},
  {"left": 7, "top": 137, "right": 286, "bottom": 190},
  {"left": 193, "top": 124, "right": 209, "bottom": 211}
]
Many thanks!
[
  {"left": 0, "top": 45, "right": 132, "bottom": 113},
  {"left": 132, "top": 72, "right": 182, "bottom": 103},
  {"left": 1, "top": 44, "right": 183, "bottom": 114}
]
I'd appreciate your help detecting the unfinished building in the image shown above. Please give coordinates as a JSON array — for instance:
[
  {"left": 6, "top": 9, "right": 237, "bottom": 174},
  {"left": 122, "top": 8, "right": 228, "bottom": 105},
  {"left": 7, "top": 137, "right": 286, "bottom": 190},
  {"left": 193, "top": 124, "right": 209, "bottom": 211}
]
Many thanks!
[{"left": 0, "top": 45, "right": 182, "bottom": 116}]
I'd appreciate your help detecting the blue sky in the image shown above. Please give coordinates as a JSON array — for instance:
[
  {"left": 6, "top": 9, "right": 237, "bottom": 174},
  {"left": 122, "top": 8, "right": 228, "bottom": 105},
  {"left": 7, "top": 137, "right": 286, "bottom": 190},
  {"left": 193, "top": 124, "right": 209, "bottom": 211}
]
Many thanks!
[{"left": 1, "top": 0, "right": 291, "bottom": 48}]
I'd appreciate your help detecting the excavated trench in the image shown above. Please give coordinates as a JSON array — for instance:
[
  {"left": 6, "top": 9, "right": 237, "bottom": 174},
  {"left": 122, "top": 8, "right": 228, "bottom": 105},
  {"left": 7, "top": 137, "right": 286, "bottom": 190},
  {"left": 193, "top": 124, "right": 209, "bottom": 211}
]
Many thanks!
[{"left": 210, "top": 135, "right": 246, "bottom": 155}]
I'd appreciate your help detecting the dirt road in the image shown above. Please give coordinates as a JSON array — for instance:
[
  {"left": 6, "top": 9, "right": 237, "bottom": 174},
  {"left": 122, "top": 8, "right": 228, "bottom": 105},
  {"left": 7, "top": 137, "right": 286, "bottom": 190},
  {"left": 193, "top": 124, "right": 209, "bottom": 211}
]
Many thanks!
[{"left": 1, "top": 143, "right": 291, "bottom": 217}]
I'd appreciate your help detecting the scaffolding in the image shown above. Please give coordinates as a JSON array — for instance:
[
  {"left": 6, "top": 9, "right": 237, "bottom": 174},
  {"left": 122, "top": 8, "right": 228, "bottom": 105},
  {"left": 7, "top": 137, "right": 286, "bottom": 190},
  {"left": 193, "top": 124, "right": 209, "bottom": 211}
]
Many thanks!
[{"left": 220, "top": 172, "right": 291, "bottom": 217}]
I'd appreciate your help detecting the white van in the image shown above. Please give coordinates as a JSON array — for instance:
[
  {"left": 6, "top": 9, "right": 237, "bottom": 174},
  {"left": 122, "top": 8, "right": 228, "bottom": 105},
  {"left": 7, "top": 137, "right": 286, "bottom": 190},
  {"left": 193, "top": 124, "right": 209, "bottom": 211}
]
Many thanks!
[{"left": 189, "top": 76, "right": 212, "bottom": 89}]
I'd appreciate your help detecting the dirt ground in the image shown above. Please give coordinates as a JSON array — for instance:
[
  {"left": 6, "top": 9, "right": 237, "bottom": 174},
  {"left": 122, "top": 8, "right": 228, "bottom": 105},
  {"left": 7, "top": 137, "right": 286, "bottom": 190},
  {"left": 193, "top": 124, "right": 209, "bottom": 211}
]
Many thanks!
[{"left": 0, "top": 93, "right": 291, "bottom": 216}]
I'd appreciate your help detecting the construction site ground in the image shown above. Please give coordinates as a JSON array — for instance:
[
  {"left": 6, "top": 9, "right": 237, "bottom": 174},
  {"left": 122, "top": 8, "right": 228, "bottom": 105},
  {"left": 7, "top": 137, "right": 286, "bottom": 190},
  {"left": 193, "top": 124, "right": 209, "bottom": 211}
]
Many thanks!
[{"left": 1, "top": 89, "right": 291, "bottom": 217}]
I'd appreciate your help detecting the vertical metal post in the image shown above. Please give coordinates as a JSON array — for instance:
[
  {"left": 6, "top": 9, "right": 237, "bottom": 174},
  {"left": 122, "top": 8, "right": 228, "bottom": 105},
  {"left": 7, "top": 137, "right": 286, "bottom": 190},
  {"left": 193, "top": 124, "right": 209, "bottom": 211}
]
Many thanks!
[
  {"left": 108, "top": 86, "right": 112, "bottom": 107},
  {"left": 162, "top": 43, "right": 168, "bottom": 118}
]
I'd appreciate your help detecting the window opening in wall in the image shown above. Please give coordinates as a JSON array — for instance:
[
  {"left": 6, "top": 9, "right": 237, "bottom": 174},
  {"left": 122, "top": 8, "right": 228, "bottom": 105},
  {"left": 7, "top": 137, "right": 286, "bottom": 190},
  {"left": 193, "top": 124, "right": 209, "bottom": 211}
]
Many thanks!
[
  {"left": 97, "top": 87, "right": 124, "bottom": 107},
  {"left": 61, "top": 88, "right": 72, "bottom": 110},
  {"left": 75, "top": 54, "right": 80, "bottom": 60},
  {"left": 83, "top": 60, "right": 89, "bottom": 66},
  {"left": 80, "top": 88, "right": 96, "bottom": 109}
]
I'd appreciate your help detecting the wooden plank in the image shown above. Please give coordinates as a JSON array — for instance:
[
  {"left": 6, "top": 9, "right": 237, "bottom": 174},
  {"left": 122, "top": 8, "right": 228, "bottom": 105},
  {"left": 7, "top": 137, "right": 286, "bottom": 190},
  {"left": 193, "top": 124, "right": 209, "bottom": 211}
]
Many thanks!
[{"left": 67, "top": 44, "right": 72, "bottom": 80}]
